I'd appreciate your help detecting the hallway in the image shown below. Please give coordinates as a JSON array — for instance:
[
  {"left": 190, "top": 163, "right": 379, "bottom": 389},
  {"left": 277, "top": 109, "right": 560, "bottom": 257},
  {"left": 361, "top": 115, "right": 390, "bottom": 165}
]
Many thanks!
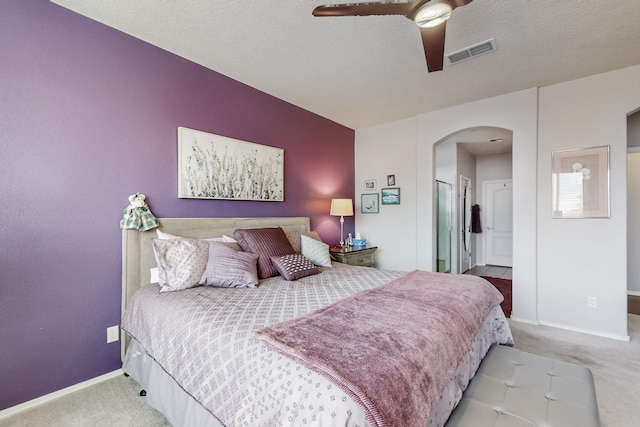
[{"left": 464, "top": 265, "right": 512, "bottom": 279}]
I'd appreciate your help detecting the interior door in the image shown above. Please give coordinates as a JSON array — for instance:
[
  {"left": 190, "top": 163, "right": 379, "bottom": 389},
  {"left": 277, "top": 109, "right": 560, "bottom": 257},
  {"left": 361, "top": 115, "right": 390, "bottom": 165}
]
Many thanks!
[
  {"left": 459, "top": 176, "right": 472, "bottom": 273},
  {"left": 484, "top": 180, "right": 513, "bottom": 267}
]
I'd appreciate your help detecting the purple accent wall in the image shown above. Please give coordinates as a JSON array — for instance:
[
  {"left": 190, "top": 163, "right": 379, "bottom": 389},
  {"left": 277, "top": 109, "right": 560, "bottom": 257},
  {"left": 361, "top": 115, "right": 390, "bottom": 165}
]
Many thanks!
[{"left": 0, "top": 0, "right": 354, "bottom": 410}]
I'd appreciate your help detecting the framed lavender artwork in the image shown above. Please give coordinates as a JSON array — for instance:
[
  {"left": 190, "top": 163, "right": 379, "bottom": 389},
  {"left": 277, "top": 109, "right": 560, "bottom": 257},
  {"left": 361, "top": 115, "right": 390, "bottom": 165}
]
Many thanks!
[
  {"left": 552, "top": 145, "right": 609, "bottom": 218},
  {"left": 178, "top": 127, "right": 284, "bottom": 201}
]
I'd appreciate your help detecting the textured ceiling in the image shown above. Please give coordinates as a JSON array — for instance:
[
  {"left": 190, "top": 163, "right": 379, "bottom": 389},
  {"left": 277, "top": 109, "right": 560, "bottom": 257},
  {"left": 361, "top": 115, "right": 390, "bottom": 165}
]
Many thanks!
[{"left": 52, "top": 0, "right": 640, "bottom": 130}]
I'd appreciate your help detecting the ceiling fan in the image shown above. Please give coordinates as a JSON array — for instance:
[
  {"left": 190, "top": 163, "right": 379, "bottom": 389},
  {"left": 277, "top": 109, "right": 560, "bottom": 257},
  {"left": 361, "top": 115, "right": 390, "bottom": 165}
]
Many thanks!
[{"left": 313, "top": 0, "right": 473, "bottom": 73}]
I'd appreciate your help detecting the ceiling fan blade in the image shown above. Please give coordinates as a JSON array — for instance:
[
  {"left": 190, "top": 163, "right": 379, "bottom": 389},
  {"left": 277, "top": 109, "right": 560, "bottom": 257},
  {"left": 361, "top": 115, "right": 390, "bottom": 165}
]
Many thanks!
[
  {"left": 313, "top": 2, "right": 416, "bottom": 17},
  {"left": 420, "top": 23, "right": 446, "bottom": 72}
]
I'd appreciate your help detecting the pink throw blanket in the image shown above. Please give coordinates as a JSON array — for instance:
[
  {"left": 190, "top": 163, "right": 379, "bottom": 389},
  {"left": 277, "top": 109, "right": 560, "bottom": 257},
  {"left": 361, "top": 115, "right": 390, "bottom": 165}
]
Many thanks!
[{"left": 254, "top": 270, "right": 504, "bottom": 427}]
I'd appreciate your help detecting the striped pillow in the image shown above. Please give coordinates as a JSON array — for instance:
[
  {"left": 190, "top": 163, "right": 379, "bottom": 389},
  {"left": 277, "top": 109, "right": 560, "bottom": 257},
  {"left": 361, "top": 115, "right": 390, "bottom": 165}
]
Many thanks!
[{"left": 233, "top": 227, "right": 296, "bottom": 279}]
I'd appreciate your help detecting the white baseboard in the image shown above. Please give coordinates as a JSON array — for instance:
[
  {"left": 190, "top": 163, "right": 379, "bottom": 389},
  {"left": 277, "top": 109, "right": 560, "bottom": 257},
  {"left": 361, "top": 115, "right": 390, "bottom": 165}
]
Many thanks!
[
  {"left": 537, "top": 320, "right": 630, "bottom": 342},
  {"left": 0, "top": 369, "right": 123, "bottom": 421},
  {"left": 628, "top": 290, "right": 640, "bottom": 297},
  {"left": 509, "top": 316, "right": 539, "bottom": 326}
]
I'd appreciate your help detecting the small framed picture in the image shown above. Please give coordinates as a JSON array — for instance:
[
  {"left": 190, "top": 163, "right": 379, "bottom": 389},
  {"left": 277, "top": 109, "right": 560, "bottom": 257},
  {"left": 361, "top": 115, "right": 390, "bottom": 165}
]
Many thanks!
[
  {"left": 361, "top": 193, "right": 379, "bottom": 213},
  {"left": 364, "top": 179, "right": 377, "bottom": 191},
  {"left": 387, "top": 174, "right": 395, "bottom": 186},
  {"left": 381, "top": 187, "right": 400, "bottom": 205}
]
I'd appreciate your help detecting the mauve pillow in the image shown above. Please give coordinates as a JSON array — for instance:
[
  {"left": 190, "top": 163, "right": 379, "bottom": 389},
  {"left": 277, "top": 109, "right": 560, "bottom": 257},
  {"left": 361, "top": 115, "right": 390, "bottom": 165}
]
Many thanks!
[
  {"left": 233, "top": 227, "right": 295, "bottom": 279},
  {"left": 199, "top": 242, "right": 259, "bottom": 288},
  {"left": 270, "top": 254, "right": 320, "bottom": 281}
]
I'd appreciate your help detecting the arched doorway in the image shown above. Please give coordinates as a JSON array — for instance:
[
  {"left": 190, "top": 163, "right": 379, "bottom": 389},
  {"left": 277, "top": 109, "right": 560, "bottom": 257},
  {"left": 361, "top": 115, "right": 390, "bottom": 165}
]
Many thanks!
[{"left": 433, "top": 127, "right": 513, "bottom": 275}]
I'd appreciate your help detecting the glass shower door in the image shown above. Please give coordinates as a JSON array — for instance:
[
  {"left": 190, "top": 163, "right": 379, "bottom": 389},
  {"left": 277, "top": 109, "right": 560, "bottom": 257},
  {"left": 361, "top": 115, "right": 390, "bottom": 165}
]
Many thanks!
[{"left": 436, "top": 180, "right": 453, "bottom": 273}]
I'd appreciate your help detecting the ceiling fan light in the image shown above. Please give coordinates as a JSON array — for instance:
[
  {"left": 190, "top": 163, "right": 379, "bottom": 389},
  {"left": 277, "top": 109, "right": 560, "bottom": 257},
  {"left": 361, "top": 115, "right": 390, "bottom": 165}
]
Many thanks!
[{"left": 414, "top": 1, "right": 452, "bottom": 28}]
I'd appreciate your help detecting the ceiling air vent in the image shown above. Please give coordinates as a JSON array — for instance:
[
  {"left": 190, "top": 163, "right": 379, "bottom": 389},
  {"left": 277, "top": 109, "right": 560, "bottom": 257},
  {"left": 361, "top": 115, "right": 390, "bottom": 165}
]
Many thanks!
[{"left": 446, "top": 38, "right": 497, "bottom": 65}]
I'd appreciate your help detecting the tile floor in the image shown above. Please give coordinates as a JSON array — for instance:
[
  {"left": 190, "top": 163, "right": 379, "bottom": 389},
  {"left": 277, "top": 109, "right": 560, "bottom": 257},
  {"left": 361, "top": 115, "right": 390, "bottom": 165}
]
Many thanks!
[{"left": 464, "top": 265, "right": 512, "bottom": 279}]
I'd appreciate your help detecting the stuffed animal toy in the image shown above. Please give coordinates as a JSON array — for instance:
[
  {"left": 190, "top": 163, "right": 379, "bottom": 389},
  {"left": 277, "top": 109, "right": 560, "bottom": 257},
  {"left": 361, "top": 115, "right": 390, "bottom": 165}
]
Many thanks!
[{"left": 120, "top": 193, "right": 159, "bottom": 231}]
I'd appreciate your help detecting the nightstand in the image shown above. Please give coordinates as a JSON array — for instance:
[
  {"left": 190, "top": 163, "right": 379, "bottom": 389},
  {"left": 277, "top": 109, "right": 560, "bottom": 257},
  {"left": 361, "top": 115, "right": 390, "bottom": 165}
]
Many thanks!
[{"left": 329, "top": 246, "right": 378, "bottom": 268}]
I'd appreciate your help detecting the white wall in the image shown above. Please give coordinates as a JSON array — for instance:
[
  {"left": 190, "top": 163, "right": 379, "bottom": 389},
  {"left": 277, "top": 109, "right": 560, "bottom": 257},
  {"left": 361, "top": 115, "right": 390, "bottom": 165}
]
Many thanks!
[
  {"left": 355, "top": 116, "right": 417, "bottom": 271},
  {"left": 416, "top": 89, "right": 539, "bottom": 324},
  {"left": 537, "top": 65, "right": 640, "bottom": 339},
  {"left": 475, "top": 153, "right": 512, "bottom": 265},
  {"left": 355, "top": 63, "right": 640, "bottom": 339},
  {"left": 356, "top": 88, "right": 538, "bottom": 322}
]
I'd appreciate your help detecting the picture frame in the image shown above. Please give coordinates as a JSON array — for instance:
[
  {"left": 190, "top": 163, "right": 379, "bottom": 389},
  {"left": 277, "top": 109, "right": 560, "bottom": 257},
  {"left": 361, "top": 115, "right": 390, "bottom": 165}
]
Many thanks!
[
  {"left": 361, "top": 193, "right": 379, "bottom": 214},
  {"left": 387, "top": 174, "right": 396, "bottom": 186},
  {"left": 381, "top": 187, "right": 401, "bottom": 205},
  {"left": 364, "top": 179, "right": 377, "bottom": 191},
  {"left": 178, "top": 127, "right": 284, "bottom": 201},
  {"left": 552, "top": 145, "right": 609, "bottom": 218}
]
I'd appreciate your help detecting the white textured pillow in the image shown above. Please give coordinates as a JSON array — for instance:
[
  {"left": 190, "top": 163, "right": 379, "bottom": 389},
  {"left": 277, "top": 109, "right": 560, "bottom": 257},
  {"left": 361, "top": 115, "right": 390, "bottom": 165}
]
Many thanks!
[
  {"left": 285, "top": 231, "right": 322, "bottom": 253},
  {"left": 152, "top": 238, "right": 209, "bottom": 292},
  {"left": 301, "top": 235, "right": 332, "bottom": 267},
  {"left": 156, "top": 229, "right": 225, "bottom": 242},
  {"left": 149, "top": 267, "right": 159, "bottom": 283}
]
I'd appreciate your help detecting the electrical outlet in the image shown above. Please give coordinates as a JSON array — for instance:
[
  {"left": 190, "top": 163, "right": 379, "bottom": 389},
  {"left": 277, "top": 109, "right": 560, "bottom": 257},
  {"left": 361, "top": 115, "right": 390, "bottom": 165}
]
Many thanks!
[
  {"left": 107, "top": 326, "right": 119, "bottom": 343},
  {"left": 587, "top": 296, "right": 597, "bottom": 309}
]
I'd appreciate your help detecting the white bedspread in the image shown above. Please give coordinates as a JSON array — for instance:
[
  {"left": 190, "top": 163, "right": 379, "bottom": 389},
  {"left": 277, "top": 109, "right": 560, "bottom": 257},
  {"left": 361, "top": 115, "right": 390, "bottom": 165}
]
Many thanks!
[{"left": 122, "top": 263, "right": 513, "bottom": 427}]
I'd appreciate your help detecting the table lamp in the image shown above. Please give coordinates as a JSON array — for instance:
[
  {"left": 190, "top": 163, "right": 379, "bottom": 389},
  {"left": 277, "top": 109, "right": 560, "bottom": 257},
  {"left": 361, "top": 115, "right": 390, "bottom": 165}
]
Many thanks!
[{"left": 330, "top": 198, "right": 353, "bottom": 247}]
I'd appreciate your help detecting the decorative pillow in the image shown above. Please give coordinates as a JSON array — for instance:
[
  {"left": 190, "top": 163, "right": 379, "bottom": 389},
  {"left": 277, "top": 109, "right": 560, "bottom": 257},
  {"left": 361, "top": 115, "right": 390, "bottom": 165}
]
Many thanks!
[
  {"left": 156, "top": 229, "right": 226, "bottom": 242},
  {"left": 152, "top": 238, "right": 209, "bottom": 292},
  {"left": 301, "top": 234, "right": 332, "bottom": 267},
  {"left": 150, "top": 267, "right": 159, "bottom": 283},
  {"left": 154, "top": 230, "right": 241, "bottom": 284},
  {"left": 233, "top": 228, "right": 296, "bottom": 279},
  {"left": 270, "top": 254, "right": 319, "bottom": 281},
  {"left": 199, "top": 242, "right": 259, "bottom": 288},
  {"left": 285, "top": 231, "right": 322, "bottom": 253}
]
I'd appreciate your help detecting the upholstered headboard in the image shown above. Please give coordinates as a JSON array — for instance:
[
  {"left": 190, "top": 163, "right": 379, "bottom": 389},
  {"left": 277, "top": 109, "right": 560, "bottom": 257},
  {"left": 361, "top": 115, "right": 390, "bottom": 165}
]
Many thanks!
[{"left": 121, "top": 216, "right": 310, "bottom": 359}]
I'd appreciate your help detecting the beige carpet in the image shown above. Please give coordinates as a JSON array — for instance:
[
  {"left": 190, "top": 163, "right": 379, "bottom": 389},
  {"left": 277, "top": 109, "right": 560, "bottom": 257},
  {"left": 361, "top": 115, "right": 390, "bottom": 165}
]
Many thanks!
[
  {"left": 2, "top": 315, "right": 638, "bottom": 427},
  {"left": 509, "top": 314, "right": 640, "bottom": 427},
  {"left": 0, "top": 376, "right": 170, "bottom": 427}
]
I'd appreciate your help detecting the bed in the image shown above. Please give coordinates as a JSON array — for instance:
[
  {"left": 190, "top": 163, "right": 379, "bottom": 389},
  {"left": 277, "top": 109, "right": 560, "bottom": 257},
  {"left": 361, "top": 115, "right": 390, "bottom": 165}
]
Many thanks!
[{"left": 121, "top": 217, "right": 513, "bottom": 427}]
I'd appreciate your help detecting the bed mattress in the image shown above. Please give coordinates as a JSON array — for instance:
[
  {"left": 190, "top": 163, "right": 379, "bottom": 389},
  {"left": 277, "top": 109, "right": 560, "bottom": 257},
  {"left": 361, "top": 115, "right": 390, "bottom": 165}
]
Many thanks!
[{"left": 122, "top": 263, "right": 513, "bottom": 427}]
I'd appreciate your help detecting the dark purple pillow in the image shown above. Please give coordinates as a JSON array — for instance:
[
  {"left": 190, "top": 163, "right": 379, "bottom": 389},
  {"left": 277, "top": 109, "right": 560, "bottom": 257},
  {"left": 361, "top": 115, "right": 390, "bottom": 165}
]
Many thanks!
[
  {"left": 233, "top": 227, "right": 296, "bottom": 279},
  {"left": 270, "top": 254, "right": 319, "bottom": 281}
]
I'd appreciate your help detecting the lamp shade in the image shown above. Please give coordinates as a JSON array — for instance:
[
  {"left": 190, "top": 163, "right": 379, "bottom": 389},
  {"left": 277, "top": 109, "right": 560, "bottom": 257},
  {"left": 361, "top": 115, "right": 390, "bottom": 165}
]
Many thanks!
[{"left": 330, "top": 199, "right": 353, "bottom": 216}]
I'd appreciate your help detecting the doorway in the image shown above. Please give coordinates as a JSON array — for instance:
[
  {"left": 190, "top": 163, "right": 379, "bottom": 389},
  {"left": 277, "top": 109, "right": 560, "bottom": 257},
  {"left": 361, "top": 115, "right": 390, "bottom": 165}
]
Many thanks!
[
  {"left": 433, "top": 126, "right": 513, "bottom": 273},
  {"left": 483, "top": 179, "right": 513, "bottom": 267}
]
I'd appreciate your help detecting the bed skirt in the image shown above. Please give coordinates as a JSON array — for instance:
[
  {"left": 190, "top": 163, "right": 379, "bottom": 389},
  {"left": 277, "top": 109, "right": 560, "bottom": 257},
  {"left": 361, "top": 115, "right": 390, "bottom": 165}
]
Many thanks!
[
  {"left": 123, "top": 339, "right": 224, "bottom": 427},
  {"left": 123, "top": 305, "right": 512, "bottom": 427}
]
